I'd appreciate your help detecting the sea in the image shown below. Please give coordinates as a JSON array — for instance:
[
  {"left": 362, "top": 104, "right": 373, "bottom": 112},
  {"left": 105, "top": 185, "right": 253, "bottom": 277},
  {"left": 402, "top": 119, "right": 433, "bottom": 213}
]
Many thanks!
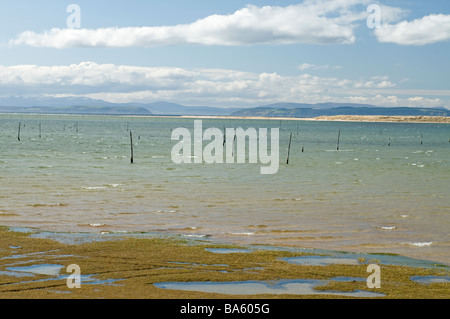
[{"left": 0, "top": 114, "right": 448, "bottom": 265}]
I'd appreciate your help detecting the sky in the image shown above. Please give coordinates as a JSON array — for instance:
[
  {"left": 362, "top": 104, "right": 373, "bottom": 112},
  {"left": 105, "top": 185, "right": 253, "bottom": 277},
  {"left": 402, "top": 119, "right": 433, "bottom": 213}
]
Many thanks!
[{"left": 0, "top": 0, "right": 449, "bottom": 109}]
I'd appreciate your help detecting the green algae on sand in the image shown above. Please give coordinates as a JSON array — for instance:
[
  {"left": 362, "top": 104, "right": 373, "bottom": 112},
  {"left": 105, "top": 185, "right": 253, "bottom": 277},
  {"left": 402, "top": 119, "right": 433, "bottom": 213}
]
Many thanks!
[{"left": 0, "top": 226, "right": 448, "bottom": 299}]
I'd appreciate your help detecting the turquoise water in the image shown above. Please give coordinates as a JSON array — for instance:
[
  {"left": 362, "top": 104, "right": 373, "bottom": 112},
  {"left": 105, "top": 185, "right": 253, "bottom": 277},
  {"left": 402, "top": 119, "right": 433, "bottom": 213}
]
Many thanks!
[{"left": 0, "top": 114, "right": 449, "bottom": 265}]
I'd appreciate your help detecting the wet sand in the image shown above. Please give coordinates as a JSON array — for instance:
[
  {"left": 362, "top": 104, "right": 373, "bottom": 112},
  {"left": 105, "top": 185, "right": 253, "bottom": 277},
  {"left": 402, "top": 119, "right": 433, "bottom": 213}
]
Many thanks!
[{"left": 0, "top": 226, "right": 448, "bottom": 299}]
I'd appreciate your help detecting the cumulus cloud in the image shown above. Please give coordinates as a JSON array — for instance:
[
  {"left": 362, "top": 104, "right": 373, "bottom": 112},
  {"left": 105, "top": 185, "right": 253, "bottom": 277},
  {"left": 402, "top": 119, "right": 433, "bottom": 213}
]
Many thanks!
[
  {"left": 5, "top": 61, "right": 446, "bottom": 109},
  {"left": 374, "top": 14, "right": 450, "bottom": 45},
  {"left": 10, "top": 1, "right": 383, "bottom": 48},
  {"left": 17, "top": 1, "right": 450, "bottom": 48}
]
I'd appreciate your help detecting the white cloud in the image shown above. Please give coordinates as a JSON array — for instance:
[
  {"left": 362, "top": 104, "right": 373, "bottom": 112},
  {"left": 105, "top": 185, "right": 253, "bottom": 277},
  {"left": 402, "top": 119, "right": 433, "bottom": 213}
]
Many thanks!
[
  {"left": 374, "top": 14, "right": 450, "bottom": 45},
  {"left": 297, "top": 63, "right": 343, "bottom": 71},
  {"left": 10, "top": 1, "right": 384, "bottom": 48},
  {"left": 2, "top": 61, "right": 445, "bottom": 108},
  {"left": 353, "top": 76, "right": 396, "bottom": 89},
  {"left": 298, "top": 63, "right": 328, "bottom": 71}
]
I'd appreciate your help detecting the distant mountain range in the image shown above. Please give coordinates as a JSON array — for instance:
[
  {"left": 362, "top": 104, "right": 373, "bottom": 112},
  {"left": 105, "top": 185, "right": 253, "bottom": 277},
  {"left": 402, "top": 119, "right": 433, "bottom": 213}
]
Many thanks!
[
  {"left": 0, "top": 97, "right": 448, "bottom": 117},
  {"left": 0, "top": 105, "right": 153, "bottom": 115},
  {"left": 231, "top": 103, "right": 450, "bottom": 117},
  {"left": 0, "top": 97, "right": 236, "bottom": 116}
]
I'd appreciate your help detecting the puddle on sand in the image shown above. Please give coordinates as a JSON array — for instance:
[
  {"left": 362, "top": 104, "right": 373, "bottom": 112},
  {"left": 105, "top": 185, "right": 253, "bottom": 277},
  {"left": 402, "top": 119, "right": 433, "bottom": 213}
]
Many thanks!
[
  {"left": 2, "top": 263, "right": 123, "bottom": 288},
  {"left": 283, "top": 256, "right": 360, "bottom": 266},
  {"left": 205, "top": 248, "right": 251, "bottom": 254},
  {"left": 6, "top": 264, "right": 64, "bottom": 276},
  {"left": 410, "top": 276, "right": 450, "bottom": 284},
  {"left": 155, "top": 279, "right": 384, "bottom": 298}
]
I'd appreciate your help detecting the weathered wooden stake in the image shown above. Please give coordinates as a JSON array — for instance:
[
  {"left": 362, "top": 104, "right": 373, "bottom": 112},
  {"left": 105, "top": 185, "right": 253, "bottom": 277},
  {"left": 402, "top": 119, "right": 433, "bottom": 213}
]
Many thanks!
[
  {"left": 231, "top": 134, "right": 236, "bottom": 157},
  {"left": 130, "top": 131, "right": 134, "bottom": 164},
  {"left": 18, "top": 122, "right": 21, "bottom": 141},
  {"left": 420, "top": 134, "right": 423, "bottom": 145},
  {"left": 286, "top": 132, "right": 292, "bottom": 164},
  {"left": 223, "top": 126, "right": 226, "bottom": 146},
  {"left": 388, "top": 137, "right": 391, "bottom": 147},
  {"left": 337, "top": 129, "right": 340, "bottom": 151}
]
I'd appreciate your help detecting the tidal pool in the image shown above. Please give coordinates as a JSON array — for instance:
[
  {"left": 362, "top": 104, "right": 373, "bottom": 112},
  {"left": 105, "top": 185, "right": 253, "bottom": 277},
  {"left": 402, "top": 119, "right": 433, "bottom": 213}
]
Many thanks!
[
  {"left": 283, "top": 256, "right": 360, "bottom": 266},
  {"left": 155, "top": 279, "right": 385, "bottom": 297}
]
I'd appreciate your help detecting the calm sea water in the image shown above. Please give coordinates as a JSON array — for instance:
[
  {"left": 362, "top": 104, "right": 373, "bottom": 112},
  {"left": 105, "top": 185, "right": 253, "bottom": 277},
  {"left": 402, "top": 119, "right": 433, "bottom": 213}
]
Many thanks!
[{"left": 0, "top": 114, "right": 449, "bottom": 265}]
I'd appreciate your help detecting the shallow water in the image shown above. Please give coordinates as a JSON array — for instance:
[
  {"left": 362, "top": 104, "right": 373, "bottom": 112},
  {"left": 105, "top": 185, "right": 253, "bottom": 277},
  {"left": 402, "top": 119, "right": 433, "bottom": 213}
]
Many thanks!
[
  {"left": 0, "top": 114, "right": 449, "bottom": 265},
  {"left": 2, "top": 261, "right": 123, "bottom": 288},
  {"left": 7, "top": 264, "right": 64, "bottom": 276},
  {"left": 410, "top": 276, "right": 450, "bottom": 284},
  {"left": 283, "top": 256, "right": 359, "bottom": 266},
  {"left": 155, "top": 279, "right": 385, "bottom": 297}
]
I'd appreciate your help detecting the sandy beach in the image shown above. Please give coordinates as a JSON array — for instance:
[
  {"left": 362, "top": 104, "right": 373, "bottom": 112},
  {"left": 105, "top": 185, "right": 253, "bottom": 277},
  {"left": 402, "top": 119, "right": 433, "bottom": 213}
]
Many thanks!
[{"left": 181, "top": 115, "right": 450, "bottom": 123}]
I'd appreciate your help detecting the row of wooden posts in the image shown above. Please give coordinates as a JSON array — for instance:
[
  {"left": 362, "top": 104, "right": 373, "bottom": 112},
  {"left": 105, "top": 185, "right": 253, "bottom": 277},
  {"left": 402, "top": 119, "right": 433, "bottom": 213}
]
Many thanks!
[{"left": 13, "top": 121, "right": 427, "bottom": 165}]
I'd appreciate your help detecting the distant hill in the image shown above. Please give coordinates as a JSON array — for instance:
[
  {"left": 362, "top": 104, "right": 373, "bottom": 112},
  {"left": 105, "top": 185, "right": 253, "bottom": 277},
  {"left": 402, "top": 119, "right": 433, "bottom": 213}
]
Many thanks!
[
  {"left": 257, "top": 102, "right": 378, "bottom": 109},
  {"left": 0, "top": 97, "right": 238, "bottom": 116},
  {"left": 231, "top": 104, "right": 450, "bottom": 118},
  {"left": 143, "top": 102, "right": 237, "bottom": 115},
  {"left": 0, "top": 105, "right": 152, "bottom": 115},
  {"left": 1, "top": 97, "right": 449, "bottom": 117}
]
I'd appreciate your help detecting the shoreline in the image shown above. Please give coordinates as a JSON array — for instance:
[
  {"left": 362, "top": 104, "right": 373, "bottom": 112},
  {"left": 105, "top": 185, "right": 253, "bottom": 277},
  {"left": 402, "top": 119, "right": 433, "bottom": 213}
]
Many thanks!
[
  {"left": 0, "top": 225, "right": 448, "bottom": 299},
  {"left": 180, "top": 115, "right": 450, "bottom": 123},
  {"left": 2, "top": 112, "right": 449, "bottom": 123},
  {"left": 14, "top": 226, "right": 450, "bottom": 268}
]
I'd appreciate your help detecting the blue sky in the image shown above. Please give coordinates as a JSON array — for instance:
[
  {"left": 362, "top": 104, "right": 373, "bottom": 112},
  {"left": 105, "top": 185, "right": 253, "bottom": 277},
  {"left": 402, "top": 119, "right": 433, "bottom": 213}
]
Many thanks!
[{"left": 0, "top": 0, "right": 449, "bottom": 108}]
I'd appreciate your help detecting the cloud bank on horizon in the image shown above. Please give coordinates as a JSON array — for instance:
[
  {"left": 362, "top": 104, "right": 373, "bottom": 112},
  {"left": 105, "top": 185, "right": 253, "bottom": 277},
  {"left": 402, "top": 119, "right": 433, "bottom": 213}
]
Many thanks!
[
  {"left": 0, "top": 61, "right": 444, "bottom": 109},
  {"left": 1, "top": 0, "right": 450, "bottom": 109}
]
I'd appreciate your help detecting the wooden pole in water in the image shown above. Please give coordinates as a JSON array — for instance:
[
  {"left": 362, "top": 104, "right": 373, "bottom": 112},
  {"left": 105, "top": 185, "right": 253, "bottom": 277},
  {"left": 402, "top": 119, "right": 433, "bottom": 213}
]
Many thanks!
[
  {"left": 223, "top": 126, "right": 226, "bottom": 146},
  {"left": 231, "top": 134, "right": 236, "bottom": 157},
  {"left": 39, "top": 122, "right": 41, "bottom": 138},
  {"left": 286, "top": 132, "right": 292, "bottom": 164},
  {"left": 18, "top": 122, "right": 21, "bottom": 141},
  {"left": 130, "top": 131, "right": 134, "bottom": 164},
  {"left": 420, "top": 134, "right": 423, "bottom": 145},
  {"left": 336, "top": 129, "right": 340, "bottom": 151},
  {"left": 388, "top": 137, "right": 391, "bottom": 147}
]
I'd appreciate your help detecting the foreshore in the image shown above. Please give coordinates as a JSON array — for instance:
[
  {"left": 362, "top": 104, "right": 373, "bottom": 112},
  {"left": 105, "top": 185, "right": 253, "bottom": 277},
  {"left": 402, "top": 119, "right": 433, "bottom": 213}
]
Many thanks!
[{"left": 0, "top": 226, "right": 448, "bottom": 299}]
